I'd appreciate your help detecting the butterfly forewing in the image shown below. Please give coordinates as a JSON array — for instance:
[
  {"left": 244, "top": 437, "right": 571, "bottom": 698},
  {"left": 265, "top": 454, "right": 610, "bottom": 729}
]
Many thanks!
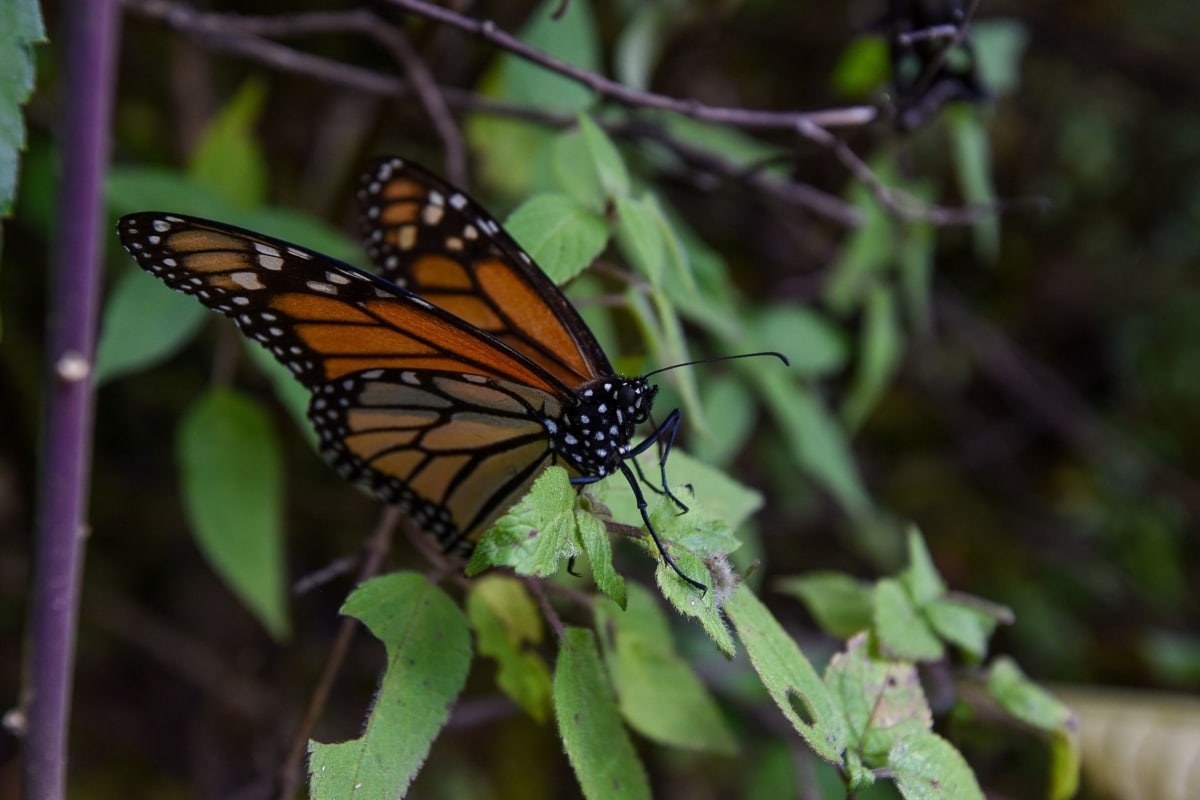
[
  {"left": 117, "top": 213, "right": 561, "bottom": 394},
  {"left": 357, "top": 157, "right": 612, "bottom": 388}
]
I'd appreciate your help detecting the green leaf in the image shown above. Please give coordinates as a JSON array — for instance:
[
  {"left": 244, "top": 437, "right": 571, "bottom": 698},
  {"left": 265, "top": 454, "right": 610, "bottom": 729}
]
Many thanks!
[
  {"left": 177, "top": 388, "right": 289, "bottom": 639},
  {"left": 466, "top": 0, "right": 599, "bottom": 194},
  {"left": 308, "top": 573, "right": 472, "bottom": 798},
  {"left": 924, "top": 598, "right": 999, "bottom": 661},
  {"left": 824, "top": 180, "right": 893, "bottom": 314},
  {"left": 614, "top": 195, "right": 666, "bottom": 285},
  {"left": 555, "top": 627, "right": 651, "bottom": 800},
  {"left": 690, "top": 374, "right": 756, "bottom": 466},
  {"left": 842, "top": 283, "right": 903, "bottom": 430},
  {"left": 826, "top": 633, "right": 932, "bottom": 765},
  {"left": 95, "top": 268, "right": 208, "bottom": 384},
  {"left": 0, "top": 0, "right": 45, "bottom": 216},
  {"left": 758, "top": 370, "right": 872, "bottom": 519},
  {"left": 614, "top": 5, "right": 666, "bottom": 92},
  {"left": 947, "top": 106, "right": 999, "bottom": 263},
  {"left": 552, "top": 129, "right": 605, "bottom": 209},
  {"left": 973, "top": 20, "right": 1030, "bottom": 96},
  {"left": 242, "top": 342, "right": 317, "bottom": 449},
  {"left": 576, "top": 508, "right": 626, "bottom": 608},
  {"left": 888, "top": 732, "right": 985, "bottom": 800},
  {"left": 107, "top": 167, "right": 238, "bottom": 219},
  {"left": 773, "top": 571, "right": 874, "bottom": 638},
  {"left": 578, "top": 113, "right": 630, "bottom": 199},
  {"left": 899, "top": 526, "right": 946, "bottom": 606},
  {"left": 873, "top": 579, "right": 943, "bottom": 662},
  {"left": 504, "top": 193, "right": 608, "bottom": 283},
  {"left": 897, "top": 217, "right": 936, "bottom": 335},
  {"left": 832, "top": 35, "right": 889, "bottom": 97},
  {"left": 987, "top": 657, "right": 1077, "bottom": 733},
  {"left": 749, "top": 304, "right": 849, "bottom": 378},
  {"left": 499, "top": 0, "right": 599, "bottom": 111},
  {"left": 188, "top": 79, "right": 269, "bottom": 209},
  {"left": 726, "top": 584, "right": 849, "bottom": 763},
  {"left": 595, "top": 584, "right": 737, "bottom": 754},
  {"left": 466, "top": 576, "right": 552, "bottom": 722},
  {"left": 467, "top": 466, "right": 579, "bottom": 578}
]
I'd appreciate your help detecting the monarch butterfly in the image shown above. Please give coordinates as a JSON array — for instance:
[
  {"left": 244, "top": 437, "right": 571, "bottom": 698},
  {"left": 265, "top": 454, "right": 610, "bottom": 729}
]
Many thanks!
[{"left": 118, "top": 157, "right": 777, "bottom": 590}]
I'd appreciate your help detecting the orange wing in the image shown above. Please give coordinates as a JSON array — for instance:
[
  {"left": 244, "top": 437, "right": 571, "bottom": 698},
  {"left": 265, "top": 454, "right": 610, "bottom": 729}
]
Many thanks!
[
  {"left": 117, "top": 212, "right": 575, "bottom": 550},
  {"left": 357, "top": 157, "right": 612, "bottom": 389},
  {"left": 117, "top": 213, "right": 566, "bottom": 395}
]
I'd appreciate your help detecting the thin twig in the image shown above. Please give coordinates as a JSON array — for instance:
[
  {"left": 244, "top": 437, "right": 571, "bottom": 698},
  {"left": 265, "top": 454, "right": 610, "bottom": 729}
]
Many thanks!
[
  {"left": 524, "top": 577, "right": 566, "bottom": 639},
  {"left": 363, "top": 13, "right": 468, "bottom": 186},
  {"left": 276, "top": 506, "right": 402, "bottom": 800},
  {"left": 122, "top": 0, "right": 1006, "bottom": 227},
  {"left": 381, "top": 0, "right": 877, "bottom": 131}
]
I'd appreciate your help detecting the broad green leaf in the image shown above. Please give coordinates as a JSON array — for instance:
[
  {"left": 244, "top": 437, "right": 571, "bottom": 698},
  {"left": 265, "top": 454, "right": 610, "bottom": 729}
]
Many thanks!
[
  {"left": 467, "top": 0, "right": 599, "bottom": 194},
  {"left": 987, "top": 658, "right": 1077, "bottom": 733},
  {"left": 577, "top": 509, "right": 626, "bottom": 608},
  {"left": 773, "top": 571, "right": 874, "bottom": 638},
  {"left": 242, "top": 341, "right": 317, "bottom": 448},
  {"left": 749, "top": 304, "right": 849, "bottom": 378},
  {"left": 0, "top": 0, "right": 44, "bottom": 216},
  {"left": 309, "top": 573, "right": 472, "bottom": 798},
  {"left": 832, "top": 35, "right": 889, "bottom": 97},
  {"left": 614, "top": 195, "right": 665, "bottom": 285},
  {"left": 614, "top": 5, "right": 666, "bottom": 92},
  {"left": 177, "top": 388, "right": 288, "bottom": 639},
  {"left": 726, "top": 584, "right": 849, "bottom": 763},
  {"left": 824, "top": 180, "right": 892, "bottom": 314},
  {"left": 842, "top": 283, "right": 903, "bottom": 430},
  {"left": 690, "top": 374, "right": 755, "bottom": 466},
  {"left": 498, "top": 0, "right": 599, "bottom": 111},
  {"left": 107, "top": 167, "right": 237, "bottom": 219},
  {"left": 873, "top": 579, "right": 943, "bottom": 662},
  {"left": 188, "top": 79, "right": 269, "bottom": 209},
  {"left": 467, "top": 576, "right": 552, "bottom": 721},
  {"left": 889, "top": 732, "right": 985, "bottom": 800},
  {"left": 947, "top": 106, "right": 999, "bottom": 263},
  {"left": 973, "top": 20, "right": 1030, "bottom": 96},
  {"left": 758, "top": 370, "right": 872, "bottom": 518},
  {"left": 924, "top": 598, "right": 998, "bottom": 661},
  {"left": 504, "top": 193, "right": 608, "bottom": 283},
  {"left": 898, "top": 527, "right": 946, "bottom": 606},
  {"left": 826, "top": 633, "right": 932, "bottom": 765},
  {"left": 467, "top": 466, "right": 579, "bottom": 578},
  {"left": 898, "top": 216, "right": 936, "bottom": 335},
  {"left": 555, "top": 627, "right": 651, "bottom": 800},
  {"left": 578, "top": 113, "right": 630, "bottom": 199},
  {"left": 595, "top": 584, "right": 736, "bottom": 753},
  {"left": 552, "top": 129, "right": 605, "bottom": 209},
  {"left": 95, "top": 268, "right": 208, "bottom": 384}
]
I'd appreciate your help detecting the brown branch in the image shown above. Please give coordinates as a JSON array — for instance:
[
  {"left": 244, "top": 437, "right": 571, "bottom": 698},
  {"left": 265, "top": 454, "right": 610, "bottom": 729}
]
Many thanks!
[{"left": 123, "top": 0, "right": 1008, "bottom": 228}]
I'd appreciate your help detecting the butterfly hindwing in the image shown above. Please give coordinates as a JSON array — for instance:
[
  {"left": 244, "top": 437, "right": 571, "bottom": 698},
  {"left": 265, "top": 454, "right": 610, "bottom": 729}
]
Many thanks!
[
  {"left": 357, "top": 157, "right": 612, "bottom": 388},
  {"left": 315, "top": 368, "right": 562, "bottom": 551}
]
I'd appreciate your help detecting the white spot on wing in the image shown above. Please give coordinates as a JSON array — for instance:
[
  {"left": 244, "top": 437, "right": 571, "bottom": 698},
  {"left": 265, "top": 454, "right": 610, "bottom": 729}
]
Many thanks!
[{"left": 230, "top": 271, "right": 265, "bottom": 290}]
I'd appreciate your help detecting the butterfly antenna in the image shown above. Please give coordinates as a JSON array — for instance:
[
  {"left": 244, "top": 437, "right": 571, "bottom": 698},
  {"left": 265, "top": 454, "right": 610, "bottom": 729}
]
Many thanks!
[{"left": 642, "top": 350, "right": 789, "bottom": 379}]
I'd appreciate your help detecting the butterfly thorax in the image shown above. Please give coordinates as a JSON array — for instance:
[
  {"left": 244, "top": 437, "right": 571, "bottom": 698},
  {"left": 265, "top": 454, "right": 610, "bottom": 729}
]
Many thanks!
[{"left": 547, "top": 377, "right": 656, "bottom": 478}]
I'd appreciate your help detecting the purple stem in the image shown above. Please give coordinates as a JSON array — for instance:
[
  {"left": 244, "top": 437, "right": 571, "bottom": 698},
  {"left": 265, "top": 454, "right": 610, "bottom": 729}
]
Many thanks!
[{"left": 23, "top": 1, "right": 121, "bottom": 797}]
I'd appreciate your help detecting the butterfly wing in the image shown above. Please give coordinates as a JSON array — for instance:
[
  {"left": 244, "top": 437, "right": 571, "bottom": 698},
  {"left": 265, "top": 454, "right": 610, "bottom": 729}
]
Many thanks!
[
  {"left": 357, "top": 156, "right": 612, "bottom": 389},
  {"left": 117, "top": 212, "right": 567, "bottom": 550}
]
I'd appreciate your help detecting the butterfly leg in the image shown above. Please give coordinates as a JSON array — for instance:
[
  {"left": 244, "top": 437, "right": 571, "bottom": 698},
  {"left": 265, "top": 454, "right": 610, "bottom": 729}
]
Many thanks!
[
  {"left": 627, "top": 409, "right": 689, "bottom": 514},
  {"left": 614, "top": 461, "right": 706, "bottom": 592}
]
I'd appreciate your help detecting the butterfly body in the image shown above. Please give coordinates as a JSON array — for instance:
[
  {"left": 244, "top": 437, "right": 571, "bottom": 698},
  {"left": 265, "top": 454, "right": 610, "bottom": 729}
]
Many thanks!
[{"left": 116, "top": 159, "right": 696, "bottom": 580}]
